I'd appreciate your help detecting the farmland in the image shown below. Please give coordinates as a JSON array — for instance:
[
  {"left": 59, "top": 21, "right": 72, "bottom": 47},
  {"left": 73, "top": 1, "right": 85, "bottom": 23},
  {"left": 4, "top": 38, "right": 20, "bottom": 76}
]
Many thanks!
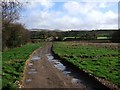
[
  {"left": 52, "top": 42, "right": 120, "bottom": 87},
  {"left": 2, "top": 43, "right": 44, "bottom": 89},
  {"left": 2, "top": 1, "right": 120, "bottom": 89}
]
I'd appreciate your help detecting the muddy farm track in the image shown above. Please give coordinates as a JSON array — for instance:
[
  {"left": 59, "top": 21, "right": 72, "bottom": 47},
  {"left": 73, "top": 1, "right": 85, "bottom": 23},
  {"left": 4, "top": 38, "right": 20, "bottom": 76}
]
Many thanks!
[
  {"left": 22, "top": 42, "right": 112, "bottom": 90},
  {"left": 22, "top": 42, "right": 85, "bottom": 89}
]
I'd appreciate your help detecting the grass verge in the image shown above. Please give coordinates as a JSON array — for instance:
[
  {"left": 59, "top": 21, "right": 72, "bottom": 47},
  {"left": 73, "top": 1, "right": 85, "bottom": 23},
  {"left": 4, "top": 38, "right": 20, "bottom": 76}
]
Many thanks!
[
  {"left": 2, "top": 42, "right": 44, "bottom": 90},
  {"left": 52, "top": 42, "right": 120, "bottom": 86}
]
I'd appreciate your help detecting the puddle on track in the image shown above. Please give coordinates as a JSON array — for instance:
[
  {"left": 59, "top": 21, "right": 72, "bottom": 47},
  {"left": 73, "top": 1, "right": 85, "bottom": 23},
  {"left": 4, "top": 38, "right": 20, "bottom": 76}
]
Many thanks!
[
  {"left": 46, "top": 53, "right": 109, "bottom": 90},
  {"left": 28, "top": 56, "right": 41, "bottom": 68},
  {"left": 29, "top": 63, "right": 33, "bottom": 66},
  {"left": 28, "top": 71, "right": 37, "bottom": 74},
  {"left": 28, "top": 68, "right": 37, "bottom": 74},
  {"left": 71, "top": 78, "right": 82, "bottom": 84},
  {"left": 26, "top": 56, "right": 40, "bottom": 82},
  {"left": 31, "top": 56, "right": 41, "bottom": 61},
  {"left": 46, "top": 54, "right": 54, "bottom": 60},
  {"left": 26, "top": 79, "right": 32, "bottom": 83},
  {"left": 30, "top": 68, "right": 36, "bottom": 71},
  {"left": 28, "top": 63, "right": 33, "bottom": 68}
]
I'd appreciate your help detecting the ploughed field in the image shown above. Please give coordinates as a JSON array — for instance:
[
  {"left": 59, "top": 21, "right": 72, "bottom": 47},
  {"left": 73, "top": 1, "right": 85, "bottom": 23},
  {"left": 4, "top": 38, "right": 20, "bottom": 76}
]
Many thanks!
[{"left": 52, "top": 42, "right": 120, "bottom": 87}]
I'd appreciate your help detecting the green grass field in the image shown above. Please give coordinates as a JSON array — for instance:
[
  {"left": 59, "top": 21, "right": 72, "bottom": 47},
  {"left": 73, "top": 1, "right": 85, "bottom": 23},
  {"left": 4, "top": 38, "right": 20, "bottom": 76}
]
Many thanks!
[
  {"left": 2, "top": 43, "right": 44, "bottom": 89},
  {"left": 53, "top": 42, "right": 120, "bottom": 86},
  {"left": 63, "top": 37, "right": 80, "bottom": 40},
  {"left": 97, "top": 36, "right": 111, "bottom": 40}
]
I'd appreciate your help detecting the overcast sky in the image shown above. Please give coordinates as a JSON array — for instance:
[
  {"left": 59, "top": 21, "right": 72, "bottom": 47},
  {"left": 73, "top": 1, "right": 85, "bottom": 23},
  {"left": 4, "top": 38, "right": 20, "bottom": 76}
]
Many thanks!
[{"left": 18, "top": 0, "right": 118, "bottom": 30}]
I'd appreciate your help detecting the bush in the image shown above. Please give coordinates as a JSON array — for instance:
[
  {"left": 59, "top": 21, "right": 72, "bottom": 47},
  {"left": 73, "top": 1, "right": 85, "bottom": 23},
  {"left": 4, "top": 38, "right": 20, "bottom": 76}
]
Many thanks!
[
  {"left": 2, "top": 22, "right": 31, "bottom": 50},
  {"left": 111, "top": 30, "right": 120, "bottom": 43}
]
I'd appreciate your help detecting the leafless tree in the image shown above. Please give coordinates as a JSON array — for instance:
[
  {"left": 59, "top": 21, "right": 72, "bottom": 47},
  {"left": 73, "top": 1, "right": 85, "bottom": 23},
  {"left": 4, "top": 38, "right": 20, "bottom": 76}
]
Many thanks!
[{"left": 1, "top": 0, "right": 21, "bottom": 24}]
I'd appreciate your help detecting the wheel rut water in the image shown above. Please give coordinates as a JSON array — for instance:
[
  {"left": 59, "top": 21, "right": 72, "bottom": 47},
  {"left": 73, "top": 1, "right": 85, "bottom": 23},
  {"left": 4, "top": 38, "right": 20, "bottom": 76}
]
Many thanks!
[{"left": 46, "top": 53, "right": 110, "bottom": 90}]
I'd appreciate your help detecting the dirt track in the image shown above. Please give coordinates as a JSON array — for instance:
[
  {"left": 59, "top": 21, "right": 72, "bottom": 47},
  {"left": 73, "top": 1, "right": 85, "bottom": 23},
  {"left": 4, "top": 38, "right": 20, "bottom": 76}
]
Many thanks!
[{"left": 22, "top": 42, "right": 85, "bottom": 89}]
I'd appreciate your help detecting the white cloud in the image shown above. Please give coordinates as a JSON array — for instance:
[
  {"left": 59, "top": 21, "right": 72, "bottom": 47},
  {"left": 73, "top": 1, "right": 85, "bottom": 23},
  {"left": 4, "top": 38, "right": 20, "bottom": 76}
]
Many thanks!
[
  {"left": 40, "top": 1, "right": 55, "bottom": 10},
  {"left": 84, "top": 9, "right": 118, "bottom": 29},
  {"left": 99, "top": 2, "right": 107, "bottom": 8},
  {"left": 64, "top": 1, "right": 81, "bottom": 14},
  {"left": 81, "top": 0, "right": 119, "bottom": 2},
  {"left": 18, "top": 1, "right": 118, "bottom": 30},
  {"left": 54, "top": 16, "right": 82, "bottom": 29},
  {"left": 20, "top": 0, "right": 55, "bottom": 11},
  {"left": 62, "top": 1, "right": 118, "bottom": 30},
  {"left": 63, "top": 1, "right": 97, "bottom": 15}
]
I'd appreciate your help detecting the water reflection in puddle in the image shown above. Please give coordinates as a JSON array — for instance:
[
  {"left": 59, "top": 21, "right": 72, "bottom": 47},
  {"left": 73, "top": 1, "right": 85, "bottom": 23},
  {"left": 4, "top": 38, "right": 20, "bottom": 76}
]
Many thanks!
[
  {"left": 46, "top": 54, "right": 54, "bottom": 60},
  {"left": 71, "top": 78, "right": 82, "bottom": 84},
  {"left": 31, "top": 56, "right": 41, "bottom": 61},
  {"left": 28, "top": 56, "right": 41, "bottom": 68},
  {"left": 30, "top": 68, "right": 36, "bottom": 71},
  {"left": 28, "top": 71, "right": 37, "bottom": 74},
  {"left": 46, "top": 54, "right": 66, "bottom": 71},
  {"left": 63, "top": 71, "right": 71, "bottom": 75},
  {"left": 26, "top": 79, "right": 32, "bottom": 83},
  {"left": 29, "top": 63, "right": 33, "bottom": 65},
  {"left": 54, "top": 63, "right": 66, "bottom": 71},
  {"left": 46, "top": 54, "right": 109, "bottom": 90},
  {"left": 26, "top": 56, "right": 40, "bottom": 84},
  {"left": 28, "top": 68, "right": 37, "bottom": 74},
  {"left": 28, "top": 63, "right": 33, "bottom": 66},
  {"left": 46, "top": 54, "right": 79, "bottom": 84}
]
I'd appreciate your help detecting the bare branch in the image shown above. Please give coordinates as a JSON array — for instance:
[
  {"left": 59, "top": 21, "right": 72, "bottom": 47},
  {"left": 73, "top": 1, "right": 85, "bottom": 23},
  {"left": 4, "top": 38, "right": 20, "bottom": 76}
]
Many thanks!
[{"left": 1, "top": 0, "right": 22, "bottom": 24}]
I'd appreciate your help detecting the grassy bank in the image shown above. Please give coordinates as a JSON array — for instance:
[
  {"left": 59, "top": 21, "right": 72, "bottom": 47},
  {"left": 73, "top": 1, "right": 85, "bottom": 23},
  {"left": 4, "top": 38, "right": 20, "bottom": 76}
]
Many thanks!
[
  {"left": 2, "top": 42, "right": 44, "bottom": 89},
  {"left": 52, "top": 42, "right": 120, "bottom": 86}
]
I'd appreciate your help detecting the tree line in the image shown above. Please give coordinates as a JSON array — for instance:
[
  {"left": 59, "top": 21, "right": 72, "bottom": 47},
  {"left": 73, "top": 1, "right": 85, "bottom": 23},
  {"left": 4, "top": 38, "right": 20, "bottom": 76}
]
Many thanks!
[
  {"left": 30, "top": 29, "right": 120, "bottom": 42},
  {"left": 2, "top": 0, "right": 31, "bottom": 51}
]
